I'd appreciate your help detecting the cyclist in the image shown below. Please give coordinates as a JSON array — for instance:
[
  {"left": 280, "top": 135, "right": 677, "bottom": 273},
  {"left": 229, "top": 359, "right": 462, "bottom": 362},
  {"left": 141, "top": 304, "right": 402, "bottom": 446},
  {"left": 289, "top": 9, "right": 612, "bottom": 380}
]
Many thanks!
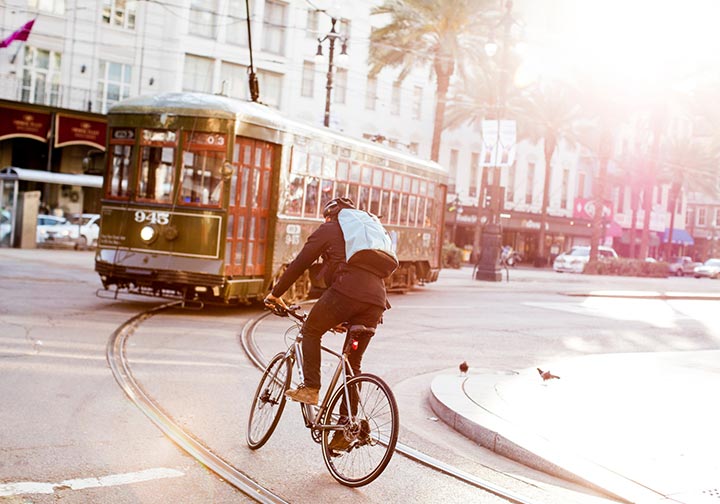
[{"left": 264, "top": 197, "right": 389, "bottom": 451}]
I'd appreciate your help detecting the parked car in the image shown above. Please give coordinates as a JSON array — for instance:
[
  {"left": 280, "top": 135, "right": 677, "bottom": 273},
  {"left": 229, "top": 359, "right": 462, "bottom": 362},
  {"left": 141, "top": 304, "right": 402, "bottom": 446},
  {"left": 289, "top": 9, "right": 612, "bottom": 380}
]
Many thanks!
[
  {"left": 1, "top": 209, "right": 11, "bottom": 245},
  {"left": 668, "top": 256, "right": 702, "bottom": 277},
  {"left": 693, "top": 258, "right": 720, "bottom": 279},
  {"left": 43, "top": 213, "right": 101, "bottom": 248},
  {"left": 553, "top": 245, "right": 618, "bottom": 273},
  {"left": 37, "top": 215, "right": 69, "bottom": 243}
]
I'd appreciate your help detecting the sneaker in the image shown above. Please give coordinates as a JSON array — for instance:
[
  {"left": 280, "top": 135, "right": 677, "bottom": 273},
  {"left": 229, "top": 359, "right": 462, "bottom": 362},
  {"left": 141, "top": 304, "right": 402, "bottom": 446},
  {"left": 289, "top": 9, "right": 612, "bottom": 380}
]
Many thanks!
[
  {"left": 328, "top": 430, "right": 352, "bottom": 454},
  {"left": 285, "top": 385, "right": 319, "bottom": 405}
]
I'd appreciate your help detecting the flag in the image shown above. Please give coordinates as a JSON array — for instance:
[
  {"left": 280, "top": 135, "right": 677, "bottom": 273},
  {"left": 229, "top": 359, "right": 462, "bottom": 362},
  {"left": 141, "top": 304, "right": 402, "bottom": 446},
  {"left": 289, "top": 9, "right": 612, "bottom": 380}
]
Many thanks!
[{"left": 0, "top": 19, "right": 36, "bottom": 49}]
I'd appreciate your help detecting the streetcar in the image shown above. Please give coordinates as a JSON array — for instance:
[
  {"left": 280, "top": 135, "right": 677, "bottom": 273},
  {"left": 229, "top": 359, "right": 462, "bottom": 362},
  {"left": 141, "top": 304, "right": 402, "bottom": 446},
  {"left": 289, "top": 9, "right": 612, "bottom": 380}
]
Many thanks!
[{"left": 94, "top": 92, "right": 447, "bottom": 305}]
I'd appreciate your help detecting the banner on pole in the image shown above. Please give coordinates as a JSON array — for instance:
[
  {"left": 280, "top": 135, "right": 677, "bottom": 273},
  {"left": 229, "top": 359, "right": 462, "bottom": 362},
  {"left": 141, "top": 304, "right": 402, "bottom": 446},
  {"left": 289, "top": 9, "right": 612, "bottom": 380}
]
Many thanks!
[
  {"left": 0, "top": 19, "right": 36, "bottom": 49},
  {"left": 481, "top": 120, "right": 516, "bottom": 168}
]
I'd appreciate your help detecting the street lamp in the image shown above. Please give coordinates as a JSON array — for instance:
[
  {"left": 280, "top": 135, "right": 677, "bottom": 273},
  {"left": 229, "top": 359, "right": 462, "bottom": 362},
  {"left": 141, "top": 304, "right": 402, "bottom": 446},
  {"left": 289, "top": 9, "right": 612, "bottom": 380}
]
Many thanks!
[
  {"left": 474, "top": 0, "right": 514, "bottom": 282},
  {"left": 315, "top": 17, "right": 348, "bottom": 128}
]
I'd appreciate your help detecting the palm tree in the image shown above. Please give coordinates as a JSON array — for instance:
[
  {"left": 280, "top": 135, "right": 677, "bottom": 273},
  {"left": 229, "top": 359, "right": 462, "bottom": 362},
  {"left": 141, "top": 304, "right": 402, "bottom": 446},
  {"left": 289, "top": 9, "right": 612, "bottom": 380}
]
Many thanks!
[
  {"left": 368, "top": 0, "right": 495, "bottom": 162},
  {"left": 657, "top": 136, "right": 719, "bottom": 259},
  {"left": 512, "top": 83, "right": 583, "bottom": 265}
]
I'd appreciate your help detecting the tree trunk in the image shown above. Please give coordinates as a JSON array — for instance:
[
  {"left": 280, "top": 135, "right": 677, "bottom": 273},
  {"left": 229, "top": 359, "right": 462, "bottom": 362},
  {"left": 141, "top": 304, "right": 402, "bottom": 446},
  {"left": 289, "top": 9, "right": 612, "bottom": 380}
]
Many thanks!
[
  {"left": 431, "top": 65, "right": 451, "bottom": 163},
  {"left": 663, "top": 182, "right": 680, "bottom": 260},
  {"left": 537, "top": 133, "right": 556, "bottom": 265},
  {"left": 589, "top": 130, "right": 611, "bottom": 270}
]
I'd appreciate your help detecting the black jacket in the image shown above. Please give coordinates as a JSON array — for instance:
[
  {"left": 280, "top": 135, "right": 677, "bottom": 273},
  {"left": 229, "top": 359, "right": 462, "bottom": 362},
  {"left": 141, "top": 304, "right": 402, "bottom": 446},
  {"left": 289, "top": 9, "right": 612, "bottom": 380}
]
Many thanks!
[{"left": 271, "top": 220, "right": 388, "bottom": 308}]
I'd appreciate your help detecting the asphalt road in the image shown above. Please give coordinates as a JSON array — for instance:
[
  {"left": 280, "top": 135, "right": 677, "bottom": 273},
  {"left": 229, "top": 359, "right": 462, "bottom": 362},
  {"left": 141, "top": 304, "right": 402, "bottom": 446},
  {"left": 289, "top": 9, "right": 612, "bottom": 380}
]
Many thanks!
[{"left": 1, "top": 248, "right": 718, "bottom": 503}]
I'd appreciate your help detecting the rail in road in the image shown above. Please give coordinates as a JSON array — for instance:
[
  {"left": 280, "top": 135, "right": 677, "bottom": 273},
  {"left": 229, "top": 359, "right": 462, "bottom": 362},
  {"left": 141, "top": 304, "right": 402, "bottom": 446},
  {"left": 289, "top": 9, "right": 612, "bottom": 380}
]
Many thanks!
[{"left": 107, "top": 303, "right": 545, "bottom": 504}]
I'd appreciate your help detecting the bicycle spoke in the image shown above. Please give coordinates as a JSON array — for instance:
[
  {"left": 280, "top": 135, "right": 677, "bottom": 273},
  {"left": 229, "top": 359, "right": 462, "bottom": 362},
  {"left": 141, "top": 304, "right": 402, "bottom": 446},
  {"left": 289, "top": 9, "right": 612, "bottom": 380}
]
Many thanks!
[
  {"left": 247, "top": 353, "right": 292, "bottom": 449},
  {"left": 321, "top": 374, "right": 399, "bottom": 487}
]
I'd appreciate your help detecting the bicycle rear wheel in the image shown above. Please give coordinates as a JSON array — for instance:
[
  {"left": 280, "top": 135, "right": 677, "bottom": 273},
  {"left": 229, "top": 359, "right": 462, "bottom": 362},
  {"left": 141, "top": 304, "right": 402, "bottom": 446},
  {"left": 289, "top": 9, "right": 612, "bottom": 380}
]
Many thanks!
[
  {"left": 246, "top": 352, "right": 292, "bottom": 449},
  {"left": 321, "top": 373, "right": 399, "bottom": 487}
]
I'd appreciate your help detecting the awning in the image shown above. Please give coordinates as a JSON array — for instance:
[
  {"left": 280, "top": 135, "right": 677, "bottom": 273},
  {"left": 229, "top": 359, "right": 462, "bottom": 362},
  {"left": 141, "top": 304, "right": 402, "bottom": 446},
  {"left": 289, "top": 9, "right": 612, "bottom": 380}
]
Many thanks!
[
  {"left": 54, "top": 114, "right": 107, "bottom": 151},
  {"left": 659, "top": 228, "right": 694, "bottom": 245},
  {"left": 0, "top": 105, "right": 51, "bottom": 143},
  {"left": 0, "top": 166, "right": 103, "bottom": 188}
]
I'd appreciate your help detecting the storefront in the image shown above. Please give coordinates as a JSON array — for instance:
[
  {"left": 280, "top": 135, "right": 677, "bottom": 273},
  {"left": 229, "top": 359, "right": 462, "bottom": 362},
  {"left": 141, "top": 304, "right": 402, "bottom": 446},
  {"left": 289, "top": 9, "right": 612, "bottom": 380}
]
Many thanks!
[{"left": 0, "top": 99, "right": 107, "bottom": 218}]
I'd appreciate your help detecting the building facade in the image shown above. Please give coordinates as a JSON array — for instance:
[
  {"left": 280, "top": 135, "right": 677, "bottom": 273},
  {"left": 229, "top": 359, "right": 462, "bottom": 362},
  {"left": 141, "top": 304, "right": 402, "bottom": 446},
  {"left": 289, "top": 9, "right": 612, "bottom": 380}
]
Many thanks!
[{"left": 0, "top": 0, "right": 718, "bottom": 259}]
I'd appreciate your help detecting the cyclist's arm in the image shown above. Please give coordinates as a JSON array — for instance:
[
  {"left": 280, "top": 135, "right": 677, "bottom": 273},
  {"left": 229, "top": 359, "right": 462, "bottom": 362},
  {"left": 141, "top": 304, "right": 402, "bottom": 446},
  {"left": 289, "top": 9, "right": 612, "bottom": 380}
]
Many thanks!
[{"left": 270, "top": 224, "right": 332, "bottom": 297}]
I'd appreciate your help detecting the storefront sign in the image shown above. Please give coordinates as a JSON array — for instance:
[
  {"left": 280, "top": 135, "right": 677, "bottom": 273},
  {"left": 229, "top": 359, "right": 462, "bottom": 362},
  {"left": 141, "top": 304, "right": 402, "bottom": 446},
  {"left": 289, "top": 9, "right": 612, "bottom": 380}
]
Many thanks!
[
  {"left": 0, "top": 106, "right": 51, "bottom": 142},
  {"left": 54, "top": 114, "right": 107, "bottom": 150},
  {"left": 573, "top": 197, "right": 613, "bottom": 220}
]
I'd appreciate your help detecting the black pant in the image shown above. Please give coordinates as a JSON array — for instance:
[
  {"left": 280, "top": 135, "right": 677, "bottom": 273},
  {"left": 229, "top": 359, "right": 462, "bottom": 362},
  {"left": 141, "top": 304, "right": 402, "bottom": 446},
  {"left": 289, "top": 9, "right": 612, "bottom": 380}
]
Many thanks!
[{"left": 301, "top": 288, "right": 385, "bottom": 390}]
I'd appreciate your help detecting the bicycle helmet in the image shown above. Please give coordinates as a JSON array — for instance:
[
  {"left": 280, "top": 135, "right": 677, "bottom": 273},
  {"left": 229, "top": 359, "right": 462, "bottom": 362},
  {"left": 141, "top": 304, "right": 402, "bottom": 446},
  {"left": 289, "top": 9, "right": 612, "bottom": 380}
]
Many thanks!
[{"left": 322, "top": 197, "right": 355, "bottom": 219}]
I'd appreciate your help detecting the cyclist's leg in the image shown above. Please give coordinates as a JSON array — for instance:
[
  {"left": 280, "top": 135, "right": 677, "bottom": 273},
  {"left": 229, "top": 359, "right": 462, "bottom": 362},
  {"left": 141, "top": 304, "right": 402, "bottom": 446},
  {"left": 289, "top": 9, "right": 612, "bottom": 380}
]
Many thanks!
[
  {"left": 299, "top": 289, "right": 348, "bottom": 389},
  {"left": 340, "top": 304, "right": 385, "bottom": 418}
]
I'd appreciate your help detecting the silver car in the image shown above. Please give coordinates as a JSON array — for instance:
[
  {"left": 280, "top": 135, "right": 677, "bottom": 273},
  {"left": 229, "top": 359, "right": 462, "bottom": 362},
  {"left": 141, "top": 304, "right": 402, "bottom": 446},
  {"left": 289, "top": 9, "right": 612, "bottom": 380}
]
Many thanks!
[
  {"left": 553, "top": 245, "right": 618, "bottom": 273},
  {"left": 693, "top": 259, "right": 720, "bottom": 279}
]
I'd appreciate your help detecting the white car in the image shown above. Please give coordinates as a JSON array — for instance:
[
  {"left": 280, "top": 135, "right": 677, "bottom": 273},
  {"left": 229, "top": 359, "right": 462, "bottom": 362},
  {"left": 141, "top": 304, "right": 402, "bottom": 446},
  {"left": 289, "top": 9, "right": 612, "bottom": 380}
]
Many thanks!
[
  {"left": 37, "top": 215, "right": 70, "bottom": 243},
  {"left": 693, "top": 258, "right": 720, "bottom": 279},
  {"left": 553, "top": 245, "right": 618, "bottom": 273},
  {"left": 43, "top": 213, "right": 101, "bottom": 248}
]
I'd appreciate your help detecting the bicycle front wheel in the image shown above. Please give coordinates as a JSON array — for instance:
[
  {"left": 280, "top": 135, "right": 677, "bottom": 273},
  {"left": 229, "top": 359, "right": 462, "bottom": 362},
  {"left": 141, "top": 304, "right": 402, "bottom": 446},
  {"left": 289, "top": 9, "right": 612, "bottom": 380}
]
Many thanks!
[
  {"left": 246, "top": 352, "right": 292, "bottom": 449},
  {"left": 321, "top": 373, "right": 399, "bottom": 487}
]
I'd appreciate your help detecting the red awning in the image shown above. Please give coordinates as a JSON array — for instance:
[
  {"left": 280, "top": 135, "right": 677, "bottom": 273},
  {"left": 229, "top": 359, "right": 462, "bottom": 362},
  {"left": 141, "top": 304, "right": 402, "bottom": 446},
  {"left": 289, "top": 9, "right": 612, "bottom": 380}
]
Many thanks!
[
  {"left": 607, "top": 220, "right": 623, "bottom": 237},
  {"left": 54, "top": 114, "right": 107, "bottom": 151},
  {"left": 0, "top": 105, "right": 51, "bottom": 143}
]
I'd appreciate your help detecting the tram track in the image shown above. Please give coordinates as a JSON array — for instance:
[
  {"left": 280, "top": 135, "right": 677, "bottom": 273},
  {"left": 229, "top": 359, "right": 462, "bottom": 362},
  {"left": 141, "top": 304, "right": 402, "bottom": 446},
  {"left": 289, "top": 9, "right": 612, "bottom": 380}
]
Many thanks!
[{"left": 107, "top": 304, "right": 541, "bottom": 504}]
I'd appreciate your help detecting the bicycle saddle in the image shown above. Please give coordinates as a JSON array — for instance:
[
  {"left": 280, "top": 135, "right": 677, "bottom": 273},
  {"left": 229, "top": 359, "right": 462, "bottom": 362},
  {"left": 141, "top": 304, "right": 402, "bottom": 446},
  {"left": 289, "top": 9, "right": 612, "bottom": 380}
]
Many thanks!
[{"left": 347, "top": 325, "right": 375, "bottom": 338}]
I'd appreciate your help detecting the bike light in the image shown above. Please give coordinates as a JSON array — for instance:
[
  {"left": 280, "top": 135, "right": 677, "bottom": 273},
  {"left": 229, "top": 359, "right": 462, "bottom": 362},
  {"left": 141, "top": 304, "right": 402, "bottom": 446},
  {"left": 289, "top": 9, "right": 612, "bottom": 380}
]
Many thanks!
[{"left": 352, "top": 339, "right": 359, "bottom": 351}]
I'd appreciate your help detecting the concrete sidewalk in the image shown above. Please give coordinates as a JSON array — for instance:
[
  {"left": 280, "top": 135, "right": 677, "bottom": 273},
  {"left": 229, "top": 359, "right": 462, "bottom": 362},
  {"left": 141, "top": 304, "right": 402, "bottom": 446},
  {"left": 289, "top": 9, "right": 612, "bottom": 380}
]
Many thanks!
[{"left": 430, "top": 345, "right": 720, "bottom": 504}]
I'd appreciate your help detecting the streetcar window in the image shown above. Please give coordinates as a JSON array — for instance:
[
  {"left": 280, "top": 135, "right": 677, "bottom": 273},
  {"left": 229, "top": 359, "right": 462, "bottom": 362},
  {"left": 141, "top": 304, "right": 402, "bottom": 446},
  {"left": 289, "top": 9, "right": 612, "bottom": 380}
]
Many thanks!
[
  {"left": 308, "top": 154, "right": 322, "bottom": 176},
  {"left": 380, "top": 190, "right": 391, "bottom": 223},
  {"left": 107, "top": 128, "right": 134, "bottom": 199},
  {"left": 320, "top": 179, "right": 334, "bottom": 213},
  {"left": 179, "top": 132, "right": 226, "bottom": 207},
  {"left": 284, "top": 174, "right": 303, "bottom": 215},
  {"left": 138, "top": 146, "right": 175, "bottom": 202},
  {"left": 358, "top": 186, "right": 369, "bottom": 211},
  {"left": 370, "top": 187, "right": 381, "bottom": 216},
  {"left": 108, "top": 144, "right": 132, "bottom": 198},
  {"left": 408, "top": 195, "right": 418, "bottom": 226},
  {"left": 399, "top": 194, "right": 409, "bottom": 225},
  {"left": 349, "top": 163, "right": 361, "bottom": 182},
  {"left": 337, "top": 160, "right": 349, "bottom": 180},
  {"left": 304, "top": 177, "right": 320, "bottom": 217},
  {"left": 390, "top": 192, "right": 400, "bottom": 225}
]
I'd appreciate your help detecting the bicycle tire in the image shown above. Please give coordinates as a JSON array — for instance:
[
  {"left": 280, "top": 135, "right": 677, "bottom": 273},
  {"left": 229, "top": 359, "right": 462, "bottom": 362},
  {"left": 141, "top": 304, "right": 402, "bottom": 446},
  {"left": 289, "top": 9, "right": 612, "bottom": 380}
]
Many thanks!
[
  {"left": 320, "top": 373, "right": 399, "bottom": 487},
  {"left": 246, "top": 352, "right": 292, "bottom": 449}
]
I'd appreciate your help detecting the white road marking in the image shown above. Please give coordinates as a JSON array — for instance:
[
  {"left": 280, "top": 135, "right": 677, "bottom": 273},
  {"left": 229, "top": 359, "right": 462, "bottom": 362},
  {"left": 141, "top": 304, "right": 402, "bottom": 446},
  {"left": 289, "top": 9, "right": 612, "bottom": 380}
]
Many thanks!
[{"left": 0, "top": 467, "right": 184, "bottom": 497}]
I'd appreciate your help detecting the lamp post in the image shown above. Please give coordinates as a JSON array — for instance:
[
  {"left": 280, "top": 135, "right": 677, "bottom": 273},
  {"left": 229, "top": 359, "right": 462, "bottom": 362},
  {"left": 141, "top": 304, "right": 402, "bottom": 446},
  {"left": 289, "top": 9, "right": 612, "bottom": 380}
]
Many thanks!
[
  {"left": 315, "top": 17, "right": 348, "bottom": 128},
  {"left": 474, "top": 0, "right": 514, "bottom": 282}
]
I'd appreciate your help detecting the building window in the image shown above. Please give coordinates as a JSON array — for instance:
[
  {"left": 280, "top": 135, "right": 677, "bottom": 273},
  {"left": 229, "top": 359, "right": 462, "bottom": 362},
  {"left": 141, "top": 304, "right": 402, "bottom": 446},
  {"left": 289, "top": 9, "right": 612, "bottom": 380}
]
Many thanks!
[
  {"left": 97, "top": 60, "right": 132, "bottom": 113},
  {"left": 391, "top": 80, "right": 401, "bottom": 115},
  {"left": 577, "top": 172, "right": 586, "bottom": 198},
  {"left": 102, "top": 0, "right": 135, "bottom": 29},
  {"left": 226, "top": 0, "right": 248, "bottom": 46},
  {"left": 30, "top": 0, "right": 65, "bottom": 15},
  {"left": 257, "top": 69, "right": 282, "bottom": 108},
  {"left": 188, "top": 0, "right": 217, "bottom": 38},
  {"left": 21, "top": 47, "right": 61, "bottom": 106},
  {"left": 561, "top": 168, "right": 569, "bottom": 209},
  {"left": 183, "top": 54, "right": 214, "bottom": 93},
  {"left": 263, "top": 0, "right": 287, "bottom": 55},
  {"left": 506, "top": 164, "right": 515, "bottom": 202},
  {"left": 338, "top": 18, "right": 351, "bottom": 47},
  {"left": 698, "top": 207, "right": 707, "bottom": 227},
  {"left": 408, "top": 142, "right": 419, "bottom": 155},
  {"left": 334, "top": 68, "right": 347, "bottom": 104},
  {"left": 412, "top": 86, "right": 422, "bottom": 120},
  {"left": 301, "top": 61, "right": 315, "bottom": 98},
  {"left": 714, "top": 208, "right": 720, "bottom": 226},
  {"left": 448, "top": 149, "right": 458, "bottom": 194},
  {"left": 220, "top": 61, "right": 248, "bottom": 99},
  {"left": 525, "top": 163, "right": 535, "bottom": 204},
  {"left": 365, "top": 77, "right": 377, "bottom": 110},
  {"left": 469, "top": 152, "right": 480, "bottom": 198},
  {"left": 306, "top": 9, "right": 319, "bottom": 38}
]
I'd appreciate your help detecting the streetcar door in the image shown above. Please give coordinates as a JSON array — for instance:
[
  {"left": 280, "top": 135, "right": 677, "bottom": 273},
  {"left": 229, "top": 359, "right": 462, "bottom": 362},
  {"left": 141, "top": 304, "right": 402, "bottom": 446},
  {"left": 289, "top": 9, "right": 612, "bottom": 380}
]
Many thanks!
[{"left": 226, "top": 138, "right": 273, "bottom": 276}]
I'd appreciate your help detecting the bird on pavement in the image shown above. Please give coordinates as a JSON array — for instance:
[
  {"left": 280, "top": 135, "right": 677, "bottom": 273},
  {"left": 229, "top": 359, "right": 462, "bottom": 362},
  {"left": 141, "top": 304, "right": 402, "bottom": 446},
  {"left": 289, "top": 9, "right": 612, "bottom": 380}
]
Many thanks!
[
  {"left": 459, "top": 361, "right": 469, "bottom": 376},
  {"left": 537, "top": 368, "right": 560, "bottom": 381}
]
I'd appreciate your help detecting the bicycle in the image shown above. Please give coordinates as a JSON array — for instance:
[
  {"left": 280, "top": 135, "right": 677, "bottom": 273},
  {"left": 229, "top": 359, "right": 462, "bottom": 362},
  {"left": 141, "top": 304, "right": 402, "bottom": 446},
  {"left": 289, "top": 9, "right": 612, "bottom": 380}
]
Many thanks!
[{"left": 246, "top": 303, "right": 399, "bottom": 487}]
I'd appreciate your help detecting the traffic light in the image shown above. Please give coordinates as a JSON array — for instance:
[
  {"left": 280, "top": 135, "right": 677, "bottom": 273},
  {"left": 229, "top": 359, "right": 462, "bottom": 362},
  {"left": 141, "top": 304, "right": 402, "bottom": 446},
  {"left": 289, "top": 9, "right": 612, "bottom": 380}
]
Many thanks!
[{"left": 483, "top": 185, "right": 505, "bottom": 213}]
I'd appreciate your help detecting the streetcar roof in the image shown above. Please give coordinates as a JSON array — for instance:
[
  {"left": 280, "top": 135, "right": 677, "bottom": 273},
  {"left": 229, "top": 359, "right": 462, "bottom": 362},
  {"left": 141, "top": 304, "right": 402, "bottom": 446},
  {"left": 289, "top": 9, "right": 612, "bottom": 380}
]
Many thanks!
[{"left": 109, "top": 92, "right": 447, "bottom": 179}]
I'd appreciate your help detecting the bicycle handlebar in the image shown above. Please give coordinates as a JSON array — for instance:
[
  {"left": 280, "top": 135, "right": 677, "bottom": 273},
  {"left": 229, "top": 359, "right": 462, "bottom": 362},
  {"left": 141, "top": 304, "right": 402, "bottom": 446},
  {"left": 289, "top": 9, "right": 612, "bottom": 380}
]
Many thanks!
[{"left": 264, "top": 300, "right": 306, "bottom": 322}]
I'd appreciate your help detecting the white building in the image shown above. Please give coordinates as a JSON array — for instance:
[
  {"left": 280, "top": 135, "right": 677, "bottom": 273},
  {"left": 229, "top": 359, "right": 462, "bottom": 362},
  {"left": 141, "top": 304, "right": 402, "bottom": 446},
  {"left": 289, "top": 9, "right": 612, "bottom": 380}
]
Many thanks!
[{"left": 0, "top": 0, "right": 716, "bottom": 259}]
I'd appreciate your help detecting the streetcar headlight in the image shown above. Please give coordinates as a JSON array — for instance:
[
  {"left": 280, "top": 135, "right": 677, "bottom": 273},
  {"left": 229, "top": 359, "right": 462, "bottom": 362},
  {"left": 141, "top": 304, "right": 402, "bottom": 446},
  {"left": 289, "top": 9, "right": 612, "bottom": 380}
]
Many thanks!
[{"left": 140, "top": 225, "right": 157, "bottom": 244}]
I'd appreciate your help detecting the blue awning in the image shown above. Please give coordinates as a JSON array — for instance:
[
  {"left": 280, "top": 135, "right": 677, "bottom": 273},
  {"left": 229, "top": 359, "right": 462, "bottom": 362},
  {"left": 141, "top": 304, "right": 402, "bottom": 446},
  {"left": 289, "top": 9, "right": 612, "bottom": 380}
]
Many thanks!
[{"left": 659, "top": 228, "right": 694, "bottom": 245}]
